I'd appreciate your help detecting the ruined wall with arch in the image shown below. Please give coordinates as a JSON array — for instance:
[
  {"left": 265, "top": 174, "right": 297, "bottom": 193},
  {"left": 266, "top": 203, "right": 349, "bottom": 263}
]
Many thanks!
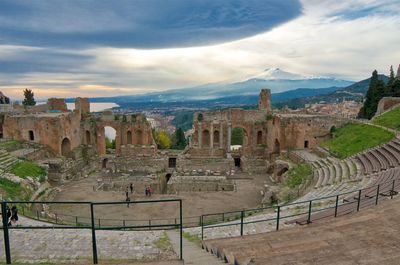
[{"left": 189, "top": 89, "right": 350, "bottom": 160}]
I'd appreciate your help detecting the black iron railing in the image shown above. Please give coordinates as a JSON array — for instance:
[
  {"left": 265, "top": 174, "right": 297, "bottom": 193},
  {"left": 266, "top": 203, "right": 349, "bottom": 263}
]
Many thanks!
[
  {"left": 0, "top": 199, "right": 183, "bottom": 264},
  {"left": 201, "top": 178, "right": 399, "bottom": 240}
]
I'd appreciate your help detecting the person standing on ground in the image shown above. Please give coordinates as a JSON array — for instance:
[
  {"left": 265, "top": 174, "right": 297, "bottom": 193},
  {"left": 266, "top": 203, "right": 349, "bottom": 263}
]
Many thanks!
[
  {"left": 145, "top": 186, "right": 148, "bottom": 196},
  {"left": 10, "top": 206, "right": 18, "bottom": 226},
  {"left": 130, "top": 183, "right": 133, "bottom": 194},
  {"left": 148, "top": 186, "right": 152, "bottom": 197},
  {"left": 6, "top": 206, "right": 11, "bottom": 226},
  {"left": 125, "top": 193, "right": 130, "bottom": 208}
]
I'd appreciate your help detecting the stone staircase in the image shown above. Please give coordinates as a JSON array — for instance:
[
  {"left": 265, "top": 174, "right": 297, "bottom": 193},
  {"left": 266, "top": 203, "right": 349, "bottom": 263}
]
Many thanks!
[{"left": 0, "top": 149, "right": 19, "bottom": 172}]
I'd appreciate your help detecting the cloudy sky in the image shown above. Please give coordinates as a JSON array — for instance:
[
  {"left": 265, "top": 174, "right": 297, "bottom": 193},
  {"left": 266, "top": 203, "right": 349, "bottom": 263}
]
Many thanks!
[{"left": 1, "top": 0, "right": 399, "bottom": 100}]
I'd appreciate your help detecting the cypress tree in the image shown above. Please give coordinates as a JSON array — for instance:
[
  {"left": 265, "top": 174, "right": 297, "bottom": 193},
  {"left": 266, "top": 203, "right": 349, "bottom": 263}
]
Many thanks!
[
  {"left": 174, "top": 128, "right": 187, "bottom": 150},
  {"left": 385, "top": 65, "right": 395, "bottom": 96},
  {"left": 359, "top": 70, "right": 379, "bottom": 119},
  {"left": 22, "top": 89, "right": 36, "bottom": 106}
]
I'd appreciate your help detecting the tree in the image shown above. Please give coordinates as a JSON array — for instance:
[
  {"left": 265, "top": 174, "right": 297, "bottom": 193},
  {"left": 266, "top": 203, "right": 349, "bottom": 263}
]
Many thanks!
[
  {"left": 22, "top": 89, "right": 36, "bottom": 106},
  {"left": 385, "top": 65, "right": 396, "bottom": 96},
  {"left": 154, "top": 130, "right": 171, "bottom": 149},
  {"left": 358, "top": 70, "right": 385, "bottom": 119},
  {"left": 173, "top": 128, "right": 187, "bottom": 149}
]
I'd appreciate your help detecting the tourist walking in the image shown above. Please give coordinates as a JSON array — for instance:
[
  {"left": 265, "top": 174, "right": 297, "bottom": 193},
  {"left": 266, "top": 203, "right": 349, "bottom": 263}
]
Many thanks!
[
  {"left": 6, "top": 206, "right": 11, "bottom": 226},
  {"left": 130, "top": 183, "right": 134, "bottom": 194},
  {"left": 9, "top": 206, "right": 18, "bottom": 226},
  {"left": 125, "top": 193, "right": 130, "bottom": 208},
  {"left": 148, "top": 186, "right": 152, "bottom": 197},
  {"left": 145, "top": 186, "right": 149, "bottom": 196}
]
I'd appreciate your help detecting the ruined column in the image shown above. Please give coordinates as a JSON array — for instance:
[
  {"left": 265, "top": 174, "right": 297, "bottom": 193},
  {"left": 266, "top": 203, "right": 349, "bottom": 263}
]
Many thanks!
[
  {"left": 227, "top": 123, "right": 232, "bottom": 152},
  {"left": 219, "top": 122, "right": 223, "bottom": 149},
  {"left": 210, "top": 123, "right": 214, "bottom": 149},
  {"left": 198, "top": 122, "right": 202, "bottom": 148}
]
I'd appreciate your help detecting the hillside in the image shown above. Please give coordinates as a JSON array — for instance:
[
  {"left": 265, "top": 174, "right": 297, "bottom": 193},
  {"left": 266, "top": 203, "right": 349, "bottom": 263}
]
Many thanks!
[
  {"left": 321, "top": 123, "right": 394, "bottom": 158},
  {"left": 373, "top": 106, "right": 400, "bottom": 131},
  {"left": 276, "top": 75, "right": 389, "bottom": 109}
]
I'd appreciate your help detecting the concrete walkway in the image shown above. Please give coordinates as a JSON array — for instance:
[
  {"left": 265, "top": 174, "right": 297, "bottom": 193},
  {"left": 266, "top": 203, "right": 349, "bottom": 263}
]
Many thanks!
[{"left": 166, "top": 230, "right": 224, "bottom": 265}]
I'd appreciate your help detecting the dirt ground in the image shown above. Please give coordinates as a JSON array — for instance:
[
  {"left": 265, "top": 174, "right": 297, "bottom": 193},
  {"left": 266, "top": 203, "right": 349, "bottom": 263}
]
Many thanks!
[{"left": 50, "top": 172, "right": 272, "bottom": 226}]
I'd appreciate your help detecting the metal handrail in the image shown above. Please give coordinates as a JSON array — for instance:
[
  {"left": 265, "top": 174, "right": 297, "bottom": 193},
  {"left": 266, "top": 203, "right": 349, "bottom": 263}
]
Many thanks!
[
  {"left": 201, "top": 176, "right": 399, "bottom": 240},
  {"left": 0, "top": 199, "right": 183, "bottom": 264}
]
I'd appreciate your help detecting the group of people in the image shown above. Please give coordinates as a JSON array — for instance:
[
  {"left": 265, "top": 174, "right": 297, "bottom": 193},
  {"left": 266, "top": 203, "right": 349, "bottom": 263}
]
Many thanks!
[
  {"left": 145, "top": 186, "right": 152, "bottom": 197},
  {"left": 6, "top": 206, "right": 18, "bottom": 226},
  {"left": 123, "top": 183, "right": 153, "bottom": 206}
]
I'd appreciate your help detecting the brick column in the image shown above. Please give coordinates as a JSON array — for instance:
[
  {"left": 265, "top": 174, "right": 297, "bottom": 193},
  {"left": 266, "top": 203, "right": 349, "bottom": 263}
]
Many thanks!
[
  {"left": 219, "top": 122, "right": 223, "bottom": 149},
  {"left": 210, "top": 123, "right": 214, "bottom": 149},
  {"left": 227, "top": 123, "right": 232, "bottom": 152},
  {"left": 198, "top": 122, "right": 202, "bottom": 148}
]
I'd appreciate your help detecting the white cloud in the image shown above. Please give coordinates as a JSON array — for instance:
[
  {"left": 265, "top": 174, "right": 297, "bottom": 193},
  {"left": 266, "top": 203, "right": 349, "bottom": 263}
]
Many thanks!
[{"left": 2, "top": 0, "right": 400, "bottom": 99}]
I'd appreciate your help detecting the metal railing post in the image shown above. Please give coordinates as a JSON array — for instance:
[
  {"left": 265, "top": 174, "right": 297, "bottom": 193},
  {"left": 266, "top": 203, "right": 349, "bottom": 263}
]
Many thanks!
[
  {"left": 222, "top": 213, "right": 225, "bottom": 222},
  {"left": 375, "top": 185, "right": 380, "bottom": 205},
  {"left": 240, "top": 210, "right": 244, "bottom": 236},
  {"left": 334, "top": 195, "right": 339, "bottom": 217},
  {"left": 201, "top": 215, "right": 204, "bottom": 240},
  {"left": 149, "top": 220, "right": 151, "bottom": 230},
  {"left": 90, "top": 203, "right": 98, "bottom": 264},
  {"left": 357, "top": 190, "right": 362, "bottom": 212},
  {"left": 391, "top": 179, "right": 395, "bottom": 199},
  {"left": 276, "top": 206, "right": 280, "bottom": 231},
  {"left": 307, "top": 201, "right": 312, "bottom": 224},
  {"left": 1, "top": 201, "right": 11, "bottom": 264},
  {"left": 179, "top": 199, "right": 183, "bottom": 260},
  {"left": 123, "top": 220, "right": 125, "bottom": 230},
  {"left": 75, "top": 216, "right": 78, "bottom": 226}
]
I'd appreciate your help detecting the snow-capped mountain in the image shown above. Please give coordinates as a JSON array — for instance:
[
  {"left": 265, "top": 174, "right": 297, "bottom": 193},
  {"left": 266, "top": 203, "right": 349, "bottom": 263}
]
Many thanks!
[
  {"left": 250, "top": 67, "right": 310, "bottom": 80},
  {"left": 86, "top": 68, "right": 355, "bottom": 103}
]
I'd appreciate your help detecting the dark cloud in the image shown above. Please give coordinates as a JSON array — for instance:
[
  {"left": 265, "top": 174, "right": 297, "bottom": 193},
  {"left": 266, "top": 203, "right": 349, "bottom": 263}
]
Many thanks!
[
  {"left": 0, "top": 49, "right": 93, "bottom": 73},
  {"left": 0, "top": 0, "right": 302, "bottom": 48}
]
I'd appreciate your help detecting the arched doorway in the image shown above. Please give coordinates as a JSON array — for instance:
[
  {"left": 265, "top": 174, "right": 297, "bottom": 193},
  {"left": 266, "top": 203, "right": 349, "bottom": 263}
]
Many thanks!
[
  {"left": 85, "top": 130, "right": 91, "bottom": 145},
  {"left": 257, "top": 131, "right": 263, "bottom": 145},
  {"left": 104, "top": 126, "right": 116, "bottom": 154},
  {"left": 102, "top": 158, "right": 108, "bottom": 169},
  {"left": 61, "top": 137, "right": 72, "bottom": 158},
  {"left": 231, "top": 127, "right": 248, "bottom": 150},
  {"left": 202, "top": 130, "right": 210, "bottom": 147},
  {"left": 273, "top": 139, "right": 280, "bottom": 154},
  {"left": 135, "top": 129, "right": 143, "bottom": 145},
  {"left": 213, "top": 130, "right": 220, "bottom": 145},
  {"left": 127, "top": 130, "right": 132, "bottom": 145}
]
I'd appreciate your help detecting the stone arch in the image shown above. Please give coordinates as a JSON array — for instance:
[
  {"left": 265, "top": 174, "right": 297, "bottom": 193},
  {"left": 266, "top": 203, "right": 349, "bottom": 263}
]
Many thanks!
[
  {"left": 61, "top": 137, "right": 72, "bottom": 158},
  {"left": 127, "top": 130, "right": 132, "bottom": 145},
  {"left": 134, "top": 129, "right": 143, "bottom": 145},
  {"left": 102, "top": 158, "right": 108, "bottom": 169},
  {"left": 202, "top": 130, "right": 210, "bottom": 147},
  {"left": 213, "top": 130, "right": 220, "bottom": 145},
  {"left": 85, "top": 130, "right": 91, "bottom": 145},
  {"left": 257, "top": 130, "right": 263, "bottom": 145},
  {"left": 231, "top": 126, "right": 248, "bottom": 147},
  {"left": 273, "top": 138, "right": 280, "bottom": 154}
]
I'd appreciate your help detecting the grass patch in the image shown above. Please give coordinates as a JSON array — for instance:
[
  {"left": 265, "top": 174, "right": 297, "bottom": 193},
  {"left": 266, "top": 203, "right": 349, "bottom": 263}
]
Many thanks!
[
  {"left": 10, "top": 161, "right": 46, "bottom": 181},
  {"left": 153, "top": 232, "right": 173, "bottom": 251},
  {"left": 286, "top": 163, "right": 312, "bottom": 189},
  {"left": 0, "top": 140, "right": 22, "bottom": 152},
  {"left": 278, "top": 163, "right": 312, "bottom": 203},
  {"left": 0, "top": 178, "right": 32, "bottom": 200},
  {"left": 321, "top": 123, "right": 394, "bottom": 159},
  {"left": 182, "top": 231, "right": 202, "bottom": 246},
  {"left": 373, "top": 107, "right": 400, "bottom": 131}
]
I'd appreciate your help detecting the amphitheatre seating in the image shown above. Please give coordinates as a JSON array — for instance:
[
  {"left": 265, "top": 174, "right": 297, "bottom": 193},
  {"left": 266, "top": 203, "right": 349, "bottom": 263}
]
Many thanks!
[
  {"left": 203, "top": 196, "right": 400, "bottom": 265},
  {"left": 0, "top": 149, "right": 18, "bottom": 171},
  {"left": 291, "top": 166, "right": 400, "bottom": 225}
]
